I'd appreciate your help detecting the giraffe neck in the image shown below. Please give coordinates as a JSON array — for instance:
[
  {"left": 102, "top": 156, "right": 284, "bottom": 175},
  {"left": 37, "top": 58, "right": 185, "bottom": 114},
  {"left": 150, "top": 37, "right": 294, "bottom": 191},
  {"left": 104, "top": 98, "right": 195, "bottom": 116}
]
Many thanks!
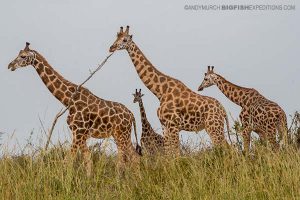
[
  {"left": 213, "top": 74, "right": 251, "bottom": 107},
  {"left": 138, "top": 100, "right": 153, "bottom": 134},
  {"left": 31, "top": 51, "right": 77, "bottom": 107},
  {"left": 126, "top": 41, "right": 174, "bottom": 100}
]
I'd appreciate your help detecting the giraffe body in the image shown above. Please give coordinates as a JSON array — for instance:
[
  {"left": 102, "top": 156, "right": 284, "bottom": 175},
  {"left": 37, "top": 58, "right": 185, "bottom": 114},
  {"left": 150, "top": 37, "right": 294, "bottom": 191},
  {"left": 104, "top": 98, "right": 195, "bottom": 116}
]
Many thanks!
[
  {"left": 8, "top": 43, "right": 140, "bottom": 175},
  {"left": 109, "top": 26, "right": 230, "bottom": 155},
  {"left": 133, "top": 89, "right": 164, "bottom": 155},
  {"left": 198, "top": 66, "right": 288, "bottom": 151}
]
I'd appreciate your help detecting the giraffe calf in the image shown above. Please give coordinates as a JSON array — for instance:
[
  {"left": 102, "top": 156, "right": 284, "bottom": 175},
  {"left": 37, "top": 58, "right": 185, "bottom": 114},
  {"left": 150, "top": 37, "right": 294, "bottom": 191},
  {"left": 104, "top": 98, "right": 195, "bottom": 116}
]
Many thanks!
[{"left": 133, "top": 89, "right": 164, "bottom": 155}]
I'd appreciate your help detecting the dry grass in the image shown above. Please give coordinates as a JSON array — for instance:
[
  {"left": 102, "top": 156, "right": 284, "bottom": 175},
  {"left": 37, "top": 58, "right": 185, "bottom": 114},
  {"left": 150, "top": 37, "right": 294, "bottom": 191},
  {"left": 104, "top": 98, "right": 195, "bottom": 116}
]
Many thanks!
[{"left": 0, "top": 112, "right": 299, "bottom": 200}]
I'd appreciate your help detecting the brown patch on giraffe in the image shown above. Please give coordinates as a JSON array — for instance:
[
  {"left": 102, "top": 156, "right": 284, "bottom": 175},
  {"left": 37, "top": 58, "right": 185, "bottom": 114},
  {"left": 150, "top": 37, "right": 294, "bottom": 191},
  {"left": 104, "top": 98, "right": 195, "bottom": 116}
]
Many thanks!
[
  {"left": 45, "top": 67, "right": 53, "bottom": 75},
  {"left": 54, "top": 80, "right": 62, "bottom": 88},
  {"left": 160, "top": 77, "right": 166, "bottom": 83},
  {"left": 69, "top": 87, "right": 76, "bottom": 93},
  {"left": 61, "top": 84, "right": 67, "bottom": 91},
  {"left": 55, "top": 90, "right": 64, "bottom": 100},
  {"left": 162, "top": 83, "right": 168, "bottom": 93},
  {"left": 33, "top": 60, "right": 39, "bottom": 66},
  {"left": 62, "top": 98, "right": 69, "bottom": 105},
  {"left": 48, "top": 84, "right": 55, "bottom": 93}
]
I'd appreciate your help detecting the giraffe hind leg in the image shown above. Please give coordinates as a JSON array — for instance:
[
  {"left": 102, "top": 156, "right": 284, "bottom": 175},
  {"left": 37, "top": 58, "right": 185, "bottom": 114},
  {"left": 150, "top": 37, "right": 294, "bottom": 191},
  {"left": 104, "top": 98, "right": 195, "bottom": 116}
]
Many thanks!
[
  {"left": 204, "top": 115, "right": 227, "bottom": 147},
  {"left": 113, "top": 128, "right": 140, "bottom": 175}
]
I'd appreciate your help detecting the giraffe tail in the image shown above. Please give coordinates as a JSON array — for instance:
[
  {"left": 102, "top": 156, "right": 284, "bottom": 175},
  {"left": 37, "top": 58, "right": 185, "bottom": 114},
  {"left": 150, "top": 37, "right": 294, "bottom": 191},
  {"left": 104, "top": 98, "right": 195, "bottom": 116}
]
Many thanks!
[{"left": 131, "top": 112, "right": 142, "bottom": 156}]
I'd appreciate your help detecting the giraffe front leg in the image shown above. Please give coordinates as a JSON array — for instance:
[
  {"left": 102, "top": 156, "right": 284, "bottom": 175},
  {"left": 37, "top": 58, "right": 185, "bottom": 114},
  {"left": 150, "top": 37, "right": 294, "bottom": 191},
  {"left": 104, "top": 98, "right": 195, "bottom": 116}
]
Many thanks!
[
  {"left": 72, "top": 129, "right": 92, "bottom": 177},
  {"left": 239, "top": 109, "right": 253, "bottom": 153},
  {"left": 67, "top": 114, "right": 93, "bottom": 176},
  {"left": 163, "top": 125, "right": 180, "bottom": 156},
  {"left": 81, "top": 143, "right": 92, "bottom": 177}
]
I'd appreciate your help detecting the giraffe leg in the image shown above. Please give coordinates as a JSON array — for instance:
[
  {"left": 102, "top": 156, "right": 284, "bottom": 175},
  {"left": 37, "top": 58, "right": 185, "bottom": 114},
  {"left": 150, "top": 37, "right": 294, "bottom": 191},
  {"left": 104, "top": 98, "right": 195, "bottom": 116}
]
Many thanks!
[
  {"left": 240, "top": 126, "right": 252, "bottom": 153},
  {"left": 205, "top": 115, "right": 227, "bottom": 147},
  {"left": 114, "top": 129, "right": 140, "bottom": 175},
  {"left": 81, "top": 142, "right": 92, "bottom": 177},
  {"left": 70, "top": 129, "right": 92, "bottom": 177},
  {"left": 163, "top": 125, "right": 180, "bottom": 156},
  {"left": 266, "top": 129, "right": 279, "bottom": 151}
]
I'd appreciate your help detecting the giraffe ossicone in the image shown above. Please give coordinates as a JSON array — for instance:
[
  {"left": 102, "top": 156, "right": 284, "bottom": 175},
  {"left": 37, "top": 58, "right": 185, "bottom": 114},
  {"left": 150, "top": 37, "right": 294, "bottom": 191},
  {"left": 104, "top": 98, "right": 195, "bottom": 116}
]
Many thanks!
[{"left": 8, "top": 42, "right": 141, "bottom": 176}]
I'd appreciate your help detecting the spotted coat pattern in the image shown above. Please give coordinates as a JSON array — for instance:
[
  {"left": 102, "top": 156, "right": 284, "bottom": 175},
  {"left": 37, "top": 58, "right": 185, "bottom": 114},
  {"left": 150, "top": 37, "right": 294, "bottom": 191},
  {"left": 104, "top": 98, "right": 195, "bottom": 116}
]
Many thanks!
[
  {"left": 198, "top": 66, "right": 288, "bottom": 151},
  {"left": 133, "top": 89, "right": 164, "bottom": 155},
  {"left": 109, "top": 27, "right": 230, "bottom": 155},
  {"left": 8, "top": 43, "right": 140, "bottom": 175}
]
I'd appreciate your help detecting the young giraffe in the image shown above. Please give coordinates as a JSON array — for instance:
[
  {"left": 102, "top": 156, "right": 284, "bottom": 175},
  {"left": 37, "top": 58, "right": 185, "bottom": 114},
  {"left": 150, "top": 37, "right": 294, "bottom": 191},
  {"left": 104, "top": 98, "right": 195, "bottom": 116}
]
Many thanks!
[
  {"left": 8, "top": 42, "right": 141, "bottom": 175},
  {"left": 133, "top": 89, "right": 164, "bottom": 155},
  {"left": 198, "top": 66, "right": 288, "bottom": 151},
  {"left": 109, "top": 26, "right": 231, "bottom": 155}
]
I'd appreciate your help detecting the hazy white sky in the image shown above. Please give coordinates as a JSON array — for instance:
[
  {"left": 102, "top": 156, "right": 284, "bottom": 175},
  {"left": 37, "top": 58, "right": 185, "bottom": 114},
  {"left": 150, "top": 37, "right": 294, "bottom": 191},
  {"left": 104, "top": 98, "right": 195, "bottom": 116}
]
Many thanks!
[{"left": 0, "top": 0, "right": 299, "bottom": 151}]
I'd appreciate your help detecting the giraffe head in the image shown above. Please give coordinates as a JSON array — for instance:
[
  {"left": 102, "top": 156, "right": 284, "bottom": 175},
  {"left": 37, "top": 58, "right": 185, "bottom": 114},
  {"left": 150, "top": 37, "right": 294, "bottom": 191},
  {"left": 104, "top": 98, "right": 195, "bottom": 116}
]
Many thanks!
[
  {"left": 133, "top": 89, "right": 144, "bottom": 103},
  {"left": 198, "top": 66, "right": 218, "bottom": 91},
  {"left": 109, "top": 26, "right": 133, "bottom": 52},
  {"left": 8, "top": 42, "right": 36, "bottom": 71}
]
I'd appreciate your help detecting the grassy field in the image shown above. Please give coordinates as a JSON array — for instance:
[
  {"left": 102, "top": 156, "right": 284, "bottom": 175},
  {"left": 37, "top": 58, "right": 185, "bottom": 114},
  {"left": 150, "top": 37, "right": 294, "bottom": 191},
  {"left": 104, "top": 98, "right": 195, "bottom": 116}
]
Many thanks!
[{"left": 0, "top": 113, "right": 300, "bottom": 200}]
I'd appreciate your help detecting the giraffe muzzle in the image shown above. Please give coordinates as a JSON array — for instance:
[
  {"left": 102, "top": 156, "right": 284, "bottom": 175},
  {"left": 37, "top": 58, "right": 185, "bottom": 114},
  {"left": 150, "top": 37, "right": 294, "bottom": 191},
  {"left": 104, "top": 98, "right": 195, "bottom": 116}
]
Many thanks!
[
  {"left": 198, "top": 86, "right": 203, "bottom": 91},
  {"left": 8, "top": 62, "right": 16, "bottom": 71},
  {"left": 109, "top": 45, "right": 117, "bottom": 53}
]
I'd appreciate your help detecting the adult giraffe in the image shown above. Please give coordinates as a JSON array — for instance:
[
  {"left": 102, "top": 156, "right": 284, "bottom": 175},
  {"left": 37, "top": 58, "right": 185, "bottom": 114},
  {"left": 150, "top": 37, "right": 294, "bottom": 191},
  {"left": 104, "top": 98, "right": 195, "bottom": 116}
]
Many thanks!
[
  {"left": 109, "top": 26, "right": 230, "bottom": 155},
  {"left": 8, "top": 42, "right": 141, "bottom": 175},
  {"left": 198, "top": 66, "right": 288, "bottom": 151}
]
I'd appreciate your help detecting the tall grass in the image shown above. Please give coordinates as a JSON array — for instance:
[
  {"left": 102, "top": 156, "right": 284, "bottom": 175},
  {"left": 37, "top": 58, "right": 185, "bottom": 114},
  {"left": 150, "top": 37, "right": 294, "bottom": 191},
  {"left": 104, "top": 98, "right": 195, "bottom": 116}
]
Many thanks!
[
  {"left": 0, "top": 112, "right": 299, "bottom": 200},
  {"left": 1, "top": 145, "right": 300, "bottom": 199}
]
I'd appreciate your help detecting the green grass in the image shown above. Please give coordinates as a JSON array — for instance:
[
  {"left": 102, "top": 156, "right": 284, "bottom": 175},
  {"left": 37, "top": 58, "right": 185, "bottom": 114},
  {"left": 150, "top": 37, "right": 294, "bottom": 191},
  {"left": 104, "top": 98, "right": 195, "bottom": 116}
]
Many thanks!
[{"left": 1, "top": 144, "right": 300, "bottom": 200}]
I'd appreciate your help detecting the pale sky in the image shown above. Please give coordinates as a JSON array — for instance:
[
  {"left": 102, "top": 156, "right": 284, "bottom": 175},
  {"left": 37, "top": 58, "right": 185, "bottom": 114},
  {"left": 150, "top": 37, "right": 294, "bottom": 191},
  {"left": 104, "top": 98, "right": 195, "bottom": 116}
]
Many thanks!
[{"left": 0, "top": 0, "right": 299, "bottom": 152}]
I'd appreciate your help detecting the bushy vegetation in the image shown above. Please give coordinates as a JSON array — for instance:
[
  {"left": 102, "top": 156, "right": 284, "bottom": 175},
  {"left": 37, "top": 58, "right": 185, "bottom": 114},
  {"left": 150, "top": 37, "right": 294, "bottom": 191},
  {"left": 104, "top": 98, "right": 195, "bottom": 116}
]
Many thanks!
[{"left": 0, "top": 112, "right": 299, "bottom": 200}]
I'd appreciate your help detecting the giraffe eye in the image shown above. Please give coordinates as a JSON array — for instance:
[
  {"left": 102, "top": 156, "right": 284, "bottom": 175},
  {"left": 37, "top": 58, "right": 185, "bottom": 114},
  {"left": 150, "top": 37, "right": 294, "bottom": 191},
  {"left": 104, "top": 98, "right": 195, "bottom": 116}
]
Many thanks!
[{"left": 20, "top": 55, "right": 26, "bottom": 59}]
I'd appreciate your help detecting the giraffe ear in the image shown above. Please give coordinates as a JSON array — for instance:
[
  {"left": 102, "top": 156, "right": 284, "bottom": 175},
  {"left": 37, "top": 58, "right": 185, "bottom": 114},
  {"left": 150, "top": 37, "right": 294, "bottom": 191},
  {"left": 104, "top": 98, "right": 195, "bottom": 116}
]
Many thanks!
[
  {"left": 141, "top": 94, "right": 144, "bottom": 97},
  {"left": 205, "top": 73, "right": 207, "bottom": 76},
  {"left": 130, "top": 35, "right": 133, "bottom": 39}
]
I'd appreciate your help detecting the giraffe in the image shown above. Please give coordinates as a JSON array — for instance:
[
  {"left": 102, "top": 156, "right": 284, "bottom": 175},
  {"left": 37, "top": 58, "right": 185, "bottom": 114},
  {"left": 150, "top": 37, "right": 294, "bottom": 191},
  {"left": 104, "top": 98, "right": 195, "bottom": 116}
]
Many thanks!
[
  {"left": 8, "top": 42, "right": 141, "bottom": 175},
  {"left": 109, "top": 26, "right": 231, "bottom": 155},
  {"left": 133, "top": 89, "right": 164, "bottom": 155},
  {"left": 198, "top": 66, "right": 288, "bottom": 151}
]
